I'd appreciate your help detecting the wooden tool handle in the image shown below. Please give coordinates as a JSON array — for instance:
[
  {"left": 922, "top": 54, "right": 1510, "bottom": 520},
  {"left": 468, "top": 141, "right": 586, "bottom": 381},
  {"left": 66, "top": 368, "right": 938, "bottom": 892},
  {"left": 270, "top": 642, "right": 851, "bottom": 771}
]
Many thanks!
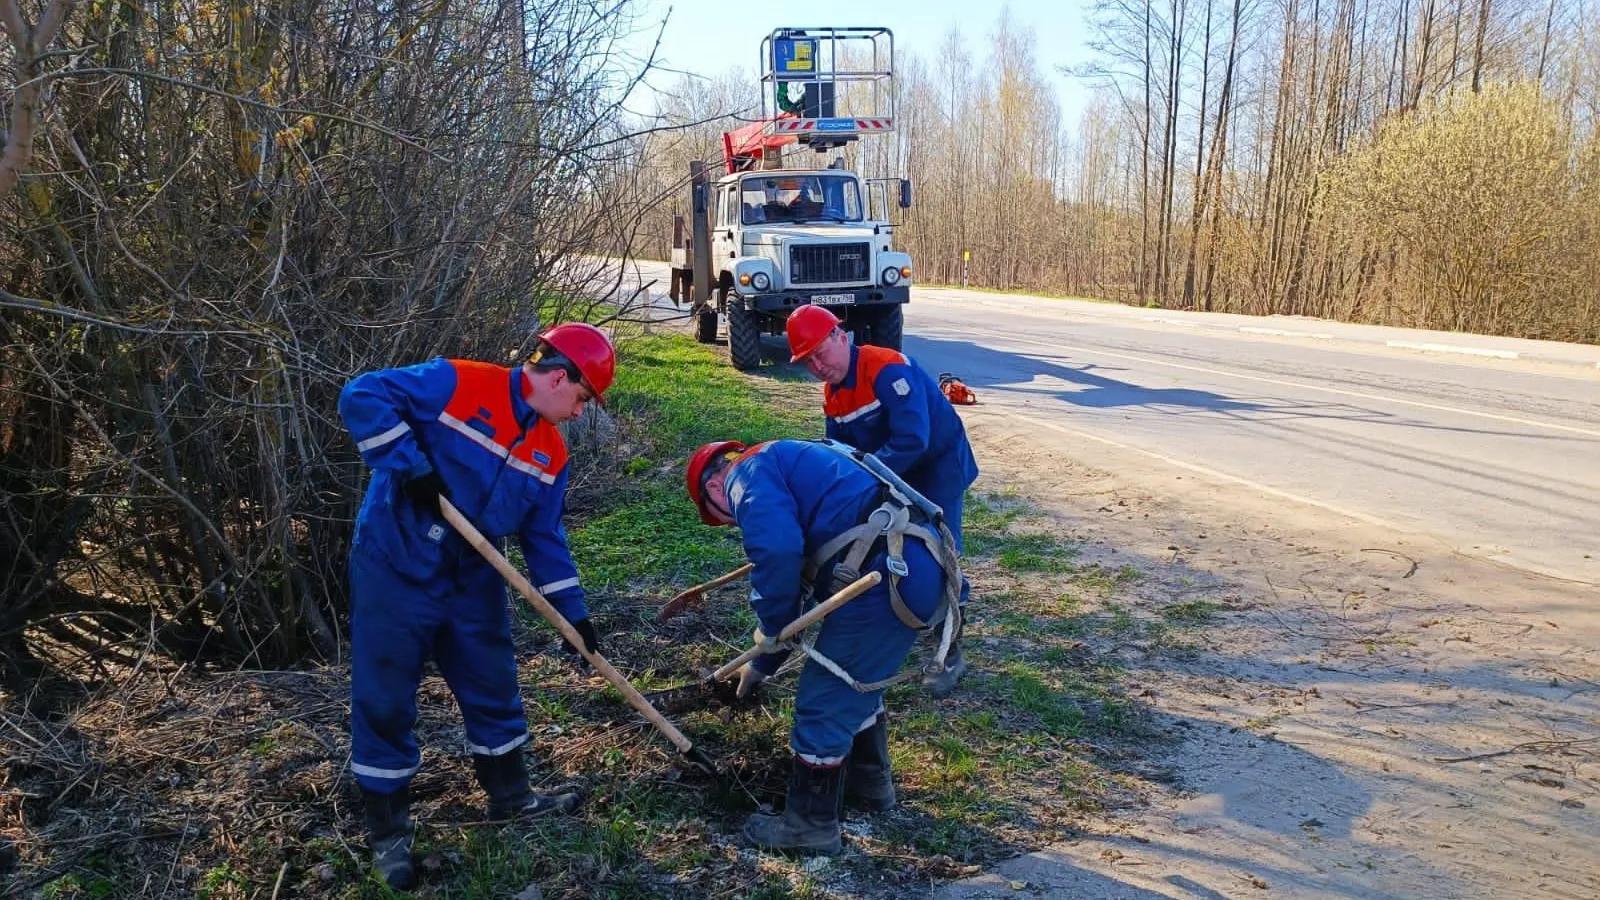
[
  {"left": 710, "top": 571, "right": 882, "bottom": 681},
  {"left": 697, "top": 562, "right": 754, "bottom": 593},
  {"left": 657, "top": 562, "right": 755, "bottom": 622},
  {"left": 440, "top": 498, "right": 695, "bottom": 753}
]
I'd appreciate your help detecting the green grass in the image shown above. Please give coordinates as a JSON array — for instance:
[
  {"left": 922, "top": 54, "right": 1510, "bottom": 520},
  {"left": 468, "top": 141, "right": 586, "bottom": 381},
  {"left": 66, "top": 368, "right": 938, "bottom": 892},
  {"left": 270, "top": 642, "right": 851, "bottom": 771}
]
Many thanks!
[
  {"left": 605, "top": 334, "right": 819, "bottom": 449},
  {"left": 1162, "top": 598, "right": 1219, "bottom": 624},
  {"left": 964, "top": 490, "right": 1027, "bottom": 531},
  {"left": 928, "top": 733, "right": 980, "bottom": 782},
  {"left": 965, "top": 532, "right": 1080, "bottom": 573},
  {"left": 567, "top": 335, "right": 822, "bottom": 589},
  {"left": 1000, "top": 665, "right": 1088, "bottom": 737},
  {"left": 1075, "top": 564, "right": 1142, "bottom": 594},
  {"left": 567, "top": 482, "right": 745, "bottom": 588},
  {"left": 963, "top": 493, "right": 1085, "bottom": 574},
  {"left": 196, "top": 863, "right": 250, "bottom": 900},
  {"left": 996, "top": 534, "right": 1080, "bottom": 573}
]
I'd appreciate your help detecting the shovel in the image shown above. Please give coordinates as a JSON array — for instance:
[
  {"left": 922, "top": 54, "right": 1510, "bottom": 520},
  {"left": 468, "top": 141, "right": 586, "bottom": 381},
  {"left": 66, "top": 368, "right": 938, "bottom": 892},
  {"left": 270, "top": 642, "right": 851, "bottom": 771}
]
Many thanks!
[
  {"left": 646, "top": 571, "right": 884, "bottom": 713},
  {"left": 656, "top": 562, "right": 754, "bottom": 623},
  {"left": 440, "top": 497, "right": 719, "bottom": 774}
]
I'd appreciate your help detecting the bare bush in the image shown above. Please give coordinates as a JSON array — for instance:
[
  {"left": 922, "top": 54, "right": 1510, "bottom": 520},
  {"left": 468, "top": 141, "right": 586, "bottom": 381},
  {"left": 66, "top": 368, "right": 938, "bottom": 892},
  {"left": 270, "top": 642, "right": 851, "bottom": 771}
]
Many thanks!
[
  {"left": 1, "top": 0, "right": 657, "bottom": 687},
  {"left": 1320, "top": 83, "right": 1600, "bottom": 340}
]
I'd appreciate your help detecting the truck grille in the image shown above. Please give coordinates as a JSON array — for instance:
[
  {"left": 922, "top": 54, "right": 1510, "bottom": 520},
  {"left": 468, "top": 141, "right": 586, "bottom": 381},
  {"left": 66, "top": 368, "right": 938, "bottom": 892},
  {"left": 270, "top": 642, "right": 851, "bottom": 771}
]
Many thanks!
[{"left": 790, "top": 243, "right": 870, "bottom": 285}]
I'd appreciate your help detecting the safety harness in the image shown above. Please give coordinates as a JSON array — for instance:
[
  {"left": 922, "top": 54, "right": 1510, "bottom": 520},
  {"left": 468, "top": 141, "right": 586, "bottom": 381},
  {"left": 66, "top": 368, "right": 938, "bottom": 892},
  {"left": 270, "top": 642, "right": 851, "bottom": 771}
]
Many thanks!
[{"left": 773, "top": 440, "right": 965, "bottom": 693}]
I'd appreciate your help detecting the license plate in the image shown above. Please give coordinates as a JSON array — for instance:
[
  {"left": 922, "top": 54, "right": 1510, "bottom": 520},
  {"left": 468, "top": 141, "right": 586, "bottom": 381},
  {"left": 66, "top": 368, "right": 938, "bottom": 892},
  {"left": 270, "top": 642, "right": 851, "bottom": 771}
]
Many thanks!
[{"left": 812, "top": 293, "right": 856, "bottom": 305}]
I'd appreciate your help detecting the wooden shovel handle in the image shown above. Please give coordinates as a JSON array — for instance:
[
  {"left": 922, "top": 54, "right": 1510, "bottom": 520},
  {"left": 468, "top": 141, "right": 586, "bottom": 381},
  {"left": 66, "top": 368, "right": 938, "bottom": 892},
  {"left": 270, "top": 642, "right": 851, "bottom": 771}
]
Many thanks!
[
  {"left": 694, "top": 562, "right": 754, "bottom": 594},
  {"left": 710, "top": 571, "right": 882, "bottom": 682},
  {"left": 440, "top": 498, "right": 696, "bottom": 754}
]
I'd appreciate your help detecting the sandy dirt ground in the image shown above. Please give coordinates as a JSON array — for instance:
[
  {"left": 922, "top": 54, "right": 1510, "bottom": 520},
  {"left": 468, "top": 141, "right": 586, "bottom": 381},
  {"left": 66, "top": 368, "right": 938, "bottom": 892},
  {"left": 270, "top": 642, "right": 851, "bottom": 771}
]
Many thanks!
[{"left": 934, "top": 403, "right": 1600, "bottom": 900}]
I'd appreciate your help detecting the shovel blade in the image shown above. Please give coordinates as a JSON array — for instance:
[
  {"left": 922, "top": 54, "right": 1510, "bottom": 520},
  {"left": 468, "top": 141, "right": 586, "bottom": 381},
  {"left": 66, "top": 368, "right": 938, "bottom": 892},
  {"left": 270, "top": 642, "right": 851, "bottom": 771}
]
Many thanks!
[
  {"left": 656, "top": 589, "right": 705, "bottom": 623},
  {"left": 681, "top": 745, "right": 720, "bottom": 775},
  {"left": 643, "top": 673, "right": 754, "bottom": 715}
]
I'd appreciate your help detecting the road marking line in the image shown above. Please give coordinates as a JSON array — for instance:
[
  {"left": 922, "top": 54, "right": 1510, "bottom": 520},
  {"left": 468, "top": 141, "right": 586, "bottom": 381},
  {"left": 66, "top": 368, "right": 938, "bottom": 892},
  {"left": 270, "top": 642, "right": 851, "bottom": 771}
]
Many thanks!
[
  {"left": 952, "top": 332, "right": 1600, "bottom": 440},
  {"left": 1385, "top": 340, "right": 1519, "bottom": 359}
]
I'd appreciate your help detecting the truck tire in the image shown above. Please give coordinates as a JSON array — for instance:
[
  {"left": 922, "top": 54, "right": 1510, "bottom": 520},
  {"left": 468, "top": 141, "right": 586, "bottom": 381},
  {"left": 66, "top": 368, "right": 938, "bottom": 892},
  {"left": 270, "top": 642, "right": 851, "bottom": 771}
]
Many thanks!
[
  {"left": 695, "top": 307, "right": 718, "bottom": 343},
  {"left": 847, "top": 316, "right": 873, "bottom": 347},
  {"left": 728, "top": 303, "right": 762, "bottom": 370},
  {"left": 870, "top": 304, "right": 904, "bottom": 351}
]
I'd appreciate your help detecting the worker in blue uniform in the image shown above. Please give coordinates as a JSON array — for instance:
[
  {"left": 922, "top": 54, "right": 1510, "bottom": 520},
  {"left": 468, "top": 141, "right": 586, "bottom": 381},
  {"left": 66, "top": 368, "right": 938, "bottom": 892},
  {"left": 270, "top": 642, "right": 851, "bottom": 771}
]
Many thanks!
[
  {"left": 686, "top": 439, "right": 956, "bottom": 855},
  {"left": 338, "top": 323, "right": 616, "bottom": 889},
  {"left": 785, "top": 305, "right": 978, "bottom": 696}
]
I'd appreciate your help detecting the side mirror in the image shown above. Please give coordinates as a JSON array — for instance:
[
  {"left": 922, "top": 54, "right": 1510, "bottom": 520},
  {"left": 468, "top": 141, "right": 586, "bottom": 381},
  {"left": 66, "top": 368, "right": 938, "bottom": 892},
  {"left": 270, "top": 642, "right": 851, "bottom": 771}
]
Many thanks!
[{"left": 899, "top": 179, "right": 913, "bottom": 210}]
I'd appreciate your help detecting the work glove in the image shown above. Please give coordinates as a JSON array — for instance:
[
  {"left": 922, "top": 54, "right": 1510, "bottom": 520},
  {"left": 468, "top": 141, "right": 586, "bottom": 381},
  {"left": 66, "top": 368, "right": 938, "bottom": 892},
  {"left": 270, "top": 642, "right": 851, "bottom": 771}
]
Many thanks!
[
  {"left": 562, "top": 618, "right": 600, "bottom": 661},
  {"left": 403, "top": 470, "right": 447, "bottom": 511},
  {"left": 735, "top": 662, "right": 767, "bottom": 699}
]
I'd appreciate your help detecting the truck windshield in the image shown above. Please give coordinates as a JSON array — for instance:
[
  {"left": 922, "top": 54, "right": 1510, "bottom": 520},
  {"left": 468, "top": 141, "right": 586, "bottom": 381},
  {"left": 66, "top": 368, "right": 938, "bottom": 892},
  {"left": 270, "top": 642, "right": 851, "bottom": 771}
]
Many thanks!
[{"left": 741, "top": 174, "right": 862, "bottom": 225}]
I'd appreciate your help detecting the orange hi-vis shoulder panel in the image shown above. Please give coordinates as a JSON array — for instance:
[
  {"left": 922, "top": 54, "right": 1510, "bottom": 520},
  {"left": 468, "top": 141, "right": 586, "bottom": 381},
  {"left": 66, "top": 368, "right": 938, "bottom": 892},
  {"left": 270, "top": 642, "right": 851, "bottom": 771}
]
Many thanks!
[
  {"left": 731, "top": 440, "right": 773, "bottom": 467},
  {"left": 823, "top": 346, "right": 907, "bottom": 425},
  {"left": 438, "top": 360, "right": 568, "bottom": 484}
]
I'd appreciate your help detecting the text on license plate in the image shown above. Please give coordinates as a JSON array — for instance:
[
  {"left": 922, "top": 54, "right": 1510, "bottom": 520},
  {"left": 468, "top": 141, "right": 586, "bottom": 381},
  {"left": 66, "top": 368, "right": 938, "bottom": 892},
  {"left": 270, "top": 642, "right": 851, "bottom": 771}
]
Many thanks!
[{"left": 812, "top": 293, "right": 856, "bottom": 305}]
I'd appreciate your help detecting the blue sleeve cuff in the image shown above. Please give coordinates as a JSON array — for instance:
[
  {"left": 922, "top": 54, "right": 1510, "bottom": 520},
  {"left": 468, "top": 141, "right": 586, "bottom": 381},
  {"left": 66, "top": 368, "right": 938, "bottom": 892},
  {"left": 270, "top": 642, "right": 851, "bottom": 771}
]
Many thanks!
[{"left": 751, "top": 648, "right": 792, "bottom": 677}]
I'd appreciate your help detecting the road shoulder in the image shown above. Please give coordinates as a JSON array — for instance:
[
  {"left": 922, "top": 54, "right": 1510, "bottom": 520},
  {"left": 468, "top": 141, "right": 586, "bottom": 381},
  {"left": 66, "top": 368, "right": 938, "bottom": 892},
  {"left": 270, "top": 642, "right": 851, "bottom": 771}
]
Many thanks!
[{"left": 933, "top": 404, "right": 1600, "bottom": 900}]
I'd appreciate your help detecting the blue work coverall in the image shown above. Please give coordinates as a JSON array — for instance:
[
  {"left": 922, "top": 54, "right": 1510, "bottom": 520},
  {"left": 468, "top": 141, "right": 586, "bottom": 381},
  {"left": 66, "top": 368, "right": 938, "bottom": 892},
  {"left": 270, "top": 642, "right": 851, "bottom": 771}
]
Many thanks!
[
  {"left": 339, "top": 358, "right": 589, "bottom": 793},
  {"left": 727, "top": 440, "right": 947, "bottom": 764},
  {"left": 823, "top": 344, "right": 979, "bottom": 602}
]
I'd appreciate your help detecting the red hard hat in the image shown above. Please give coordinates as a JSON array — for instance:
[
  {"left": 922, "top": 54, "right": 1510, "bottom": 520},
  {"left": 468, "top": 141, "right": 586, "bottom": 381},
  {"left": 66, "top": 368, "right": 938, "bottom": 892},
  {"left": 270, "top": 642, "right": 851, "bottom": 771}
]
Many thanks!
[
  {"left": 686, "top": 440, "right": 746, "bottom": 525},
  {"left": 786, "top": 305, "right": 840, "bottom": 363},
  {"left": 539, "top": 323, "right": 616, "bottom": 399}
]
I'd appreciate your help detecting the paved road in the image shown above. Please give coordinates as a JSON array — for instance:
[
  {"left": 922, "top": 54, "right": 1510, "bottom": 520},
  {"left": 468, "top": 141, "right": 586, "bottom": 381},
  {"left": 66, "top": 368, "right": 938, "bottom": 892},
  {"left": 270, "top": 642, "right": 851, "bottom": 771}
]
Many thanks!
[{"left": 610, "top": 261, "right": 1600, "bottom": 585}]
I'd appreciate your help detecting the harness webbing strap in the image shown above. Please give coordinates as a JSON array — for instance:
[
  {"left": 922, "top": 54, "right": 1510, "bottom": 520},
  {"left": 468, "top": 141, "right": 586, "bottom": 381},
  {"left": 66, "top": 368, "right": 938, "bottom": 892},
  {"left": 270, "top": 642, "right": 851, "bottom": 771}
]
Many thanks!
[{"left": 773, "top": 441, "right": 968, "bottom": 692}]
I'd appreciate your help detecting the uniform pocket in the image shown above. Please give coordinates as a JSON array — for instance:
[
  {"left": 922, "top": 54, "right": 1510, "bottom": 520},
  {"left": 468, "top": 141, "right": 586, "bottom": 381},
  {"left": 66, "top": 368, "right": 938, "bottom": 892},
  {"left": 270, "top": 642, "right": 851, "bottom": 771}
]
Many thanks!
[{"left": 355, "top": 485, "right": 452, "bottom": 587}]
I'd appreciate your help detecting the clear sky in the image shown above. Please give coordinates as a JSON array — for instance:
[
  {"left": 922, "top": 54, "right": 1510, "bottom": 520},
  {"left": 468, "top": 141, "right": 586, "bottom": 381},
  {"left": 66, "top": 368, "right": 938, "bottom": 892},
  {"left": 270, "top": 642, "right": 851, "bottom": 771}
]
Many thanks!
[{"left": 618, "top": 0, "right": 1098, "bottom": 126}]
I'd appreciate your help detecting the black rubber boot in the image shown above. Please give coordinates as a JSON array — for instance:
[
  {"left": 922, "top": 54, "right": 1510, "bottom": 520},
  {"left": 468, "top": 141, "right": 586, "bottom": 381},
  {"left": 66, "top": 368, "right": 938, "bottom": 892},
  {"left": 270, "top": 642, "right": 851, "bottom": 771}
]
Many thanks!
[
  {"left": 361, "top": 786, "right": 416, "bottom": 890},
  {"left": 844, "top": 714, "right": 896, "bottom": 812},
  {"left": 743, "top": 755, "right": 845, "bottom": 855},
  {"left": 473, "top": 751, "right": 584, "bottom": 821}
]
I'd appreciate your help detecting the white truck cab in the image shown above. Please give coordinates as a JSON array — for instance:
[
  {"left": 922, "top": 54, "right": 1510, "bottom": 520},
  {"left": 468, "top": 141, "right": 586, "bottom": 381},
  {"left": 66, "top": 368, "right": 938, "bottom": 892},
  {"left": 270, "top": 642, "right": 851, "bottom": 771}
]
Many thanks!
[
  {"left": 714, "top": 168, "right": 911, "bottom": 349},
  {"left": 668, "top": 27, "right": 913, "bottom": 369}
]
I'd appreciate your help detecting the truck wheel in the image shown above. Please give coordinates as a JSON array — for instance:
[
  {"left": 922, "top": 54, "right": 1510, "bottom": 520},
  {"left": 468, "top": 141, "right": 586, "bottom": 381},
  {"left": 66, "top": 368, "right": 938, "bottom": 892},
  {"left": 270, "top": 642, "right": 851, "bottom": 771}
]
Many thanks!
[
  {"left": 728, "top": 303, "right": 762, "bottom": 370},
  {"left": 847, "top": 316, "right": 873, "bottom": 347},
  {"left": 871, "top": 304, "right": 904, "bottom": 351},
  {"left": 694, "top": 307, "right": 718, "bottom": 343}
]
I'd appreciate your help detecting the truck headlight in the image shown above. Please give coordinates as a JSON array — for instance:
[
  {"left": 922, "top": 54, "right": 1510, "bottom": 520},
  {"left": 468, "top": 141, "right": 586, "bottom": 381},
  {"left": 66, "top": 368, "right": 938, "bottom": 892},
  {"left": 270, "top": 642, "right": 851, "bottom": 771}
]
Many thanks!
[
  {"left": 882, "top": 267, "right": 901, "bottom": 286},
  {"left": 751, "top": 271, "right": 771, "bottom": 291}
]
